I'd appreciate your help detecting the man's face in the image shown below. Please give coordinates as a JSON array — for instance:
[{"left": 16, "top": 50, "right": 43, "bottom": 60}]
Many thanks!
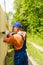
[{"left": 13, "top": 27, "right": 18, "bottom": 33}]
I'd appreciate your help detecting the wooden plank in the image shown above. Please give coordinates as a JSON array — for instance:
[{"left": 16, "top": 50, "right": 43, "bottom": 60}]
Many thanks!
[
  {"left": 0, "top": 5, "right": 8, "bottom": 65},
  {"left": 27, "top": 53, "right": 38, "bottom": 65},
  {"left": 0, "top": 37, "right": 8, "bottom": 65},
  {"left": 0, "top": 5, "right": 9, "bottom": 32}
]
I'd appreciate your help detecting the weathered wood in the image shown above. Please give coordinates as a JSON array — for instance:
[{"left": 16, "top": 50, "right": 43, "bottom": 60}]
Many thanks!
[
  {"left": 0, "top": 37, "right": 8, "bottom": 65},
  {"left": 0, "top": 5, "right": 9, "bottom": 32},
  {"left": 0, "top": 5, "right": 9, "bottom": 65}
]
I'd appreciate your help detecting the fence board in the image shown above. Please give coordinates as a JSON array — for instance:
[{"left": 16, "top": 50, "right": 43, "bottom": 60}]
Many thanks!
[{"left": 0, "top": 5, "right": 8, "bottom": 65}]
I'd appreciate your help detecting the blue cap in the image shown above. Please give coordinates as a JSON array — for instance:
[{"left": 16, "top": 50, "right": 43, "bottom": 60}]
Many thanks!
[{"left": 13, "top": 22, "right": 22, "bottom": 27}]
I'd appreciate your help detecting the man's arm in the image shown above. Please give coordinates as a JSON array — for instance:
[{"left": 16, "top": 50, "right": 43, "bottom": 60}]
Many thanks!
[
  {"left": 4, "top": 35, "right": 14, "bottom": 44},
  {"left": 3, "top": 30, "right": 14, "bottom": 44}
]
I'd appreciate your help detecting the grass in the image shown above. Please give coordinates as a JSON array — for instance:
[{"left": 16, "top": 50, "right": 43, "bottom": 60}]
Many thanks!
[
  {"left": 5, "top": 49, "right": 14, "bottom": 65},
  {"left": 26, "top": 43, "right": 43, "bottom": 65},
  {"left": 27, "top": 33, "right": 43, "bottom": 47}
]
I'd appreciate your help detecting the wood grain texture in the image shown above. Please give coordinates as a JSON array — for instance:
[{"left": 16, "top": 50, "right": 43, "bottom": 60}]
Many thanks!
[{"left": 0, "top": 5, "right": 8, "bottom": 65}]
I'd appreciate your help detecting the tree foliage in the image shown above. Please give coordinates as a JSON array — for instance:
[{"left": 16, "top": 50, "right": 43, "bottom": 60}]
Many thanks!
[{"left": 12, "top": 0, "right": 43, "bottom": 38}]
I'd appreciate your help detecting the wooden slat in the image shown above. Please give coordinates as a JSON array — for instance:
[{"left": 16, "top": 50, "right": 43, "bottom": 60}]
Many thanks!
[{"left": 0, "top": 5, "right": 8, "bottom": 65}]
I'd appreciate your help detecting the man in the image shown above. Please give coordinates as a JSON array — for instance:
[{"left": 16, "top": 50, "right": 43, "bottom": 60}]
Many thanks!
[{"left": 4, "top": 22, "right": 28, "bottom": 65}]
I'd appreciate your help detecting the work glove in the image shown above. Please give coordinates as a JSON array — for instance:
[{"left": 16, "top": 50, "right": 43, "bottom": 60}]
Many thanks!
[{"left": 5, "top": 30, "right": 10, "bottom": 37}]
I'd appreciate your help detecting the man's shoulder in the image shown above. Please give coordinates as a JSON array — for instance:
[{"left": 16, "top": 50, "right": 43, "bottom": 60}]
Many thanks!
[
  {"left": 18, "top": 31, "right": 26, "bottom": 34},
  {"left": 13, "top": 34, "right": 21, "bottom": 38},
  {"left": 22, "top": 31, "right": 26, "bottom": 36},
  {"left": 13, "top": 31, "right": 26, "bottom": 38}
]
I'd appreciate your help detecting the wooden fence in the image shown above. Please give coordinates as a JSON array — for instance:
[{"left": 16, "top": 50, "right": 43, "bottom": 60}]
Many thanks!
[{"left": 0, "top": 5, "right": 9, "bottom": 65}]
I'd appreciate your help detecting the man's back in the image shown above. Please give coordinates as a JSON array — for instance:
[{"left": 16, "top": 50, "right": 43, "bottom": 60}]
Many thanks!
[{"left": 5, "top": 31, "right": 26, "bottom": 51}]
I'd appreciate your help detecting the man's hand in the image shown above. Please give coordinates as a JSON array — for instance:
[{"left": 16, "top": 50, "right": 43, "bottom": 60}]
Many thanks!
[
  {"left": 3, "top": 30, "right": 10, "bottom": 42},
  {"left": 5, "top": 30, "right": 10, "bottom": 38},
  {"left": 5, "top": 30, "right": 10, "bottom": 35}
]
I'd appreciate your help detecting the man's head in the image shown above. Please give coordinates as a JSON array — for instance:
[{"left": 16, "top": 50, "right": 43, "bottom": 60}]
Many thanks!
[{"left": 13, "top": 22, "right": 22, "bottom": 33}]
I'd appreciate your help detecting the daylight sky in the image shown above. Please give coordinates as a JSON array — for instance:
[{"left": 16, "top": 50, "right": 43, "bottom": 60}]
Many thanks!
[{"left": 0, "top": 0, "right": 15, "bottom": 13}]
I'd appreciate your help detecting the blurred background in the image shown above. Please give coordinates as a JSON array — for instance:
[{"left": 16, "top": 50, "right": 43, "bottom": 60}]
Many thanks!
[{"left": 0, "top": 0, "right": 43, "bottom": 65}]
